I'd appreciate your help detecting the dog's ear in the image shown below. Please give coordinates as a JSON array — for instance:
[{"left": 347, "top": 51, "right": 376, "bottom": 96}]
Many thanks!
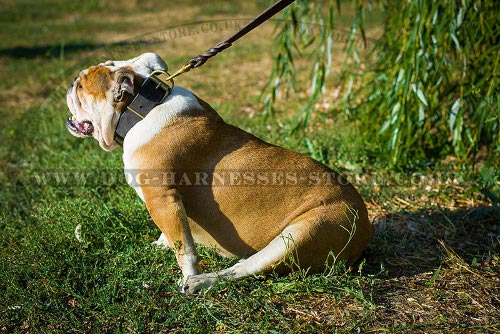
[{"left": 114, "top": 68, "right": 136, "bottom": 102}]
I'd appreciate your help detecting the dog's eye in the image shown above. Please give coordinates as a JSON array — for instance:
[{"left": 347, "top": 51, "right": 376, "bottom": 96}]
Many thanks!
[{"left": 77, "top": 83, "right": 83, "bottom": 89}]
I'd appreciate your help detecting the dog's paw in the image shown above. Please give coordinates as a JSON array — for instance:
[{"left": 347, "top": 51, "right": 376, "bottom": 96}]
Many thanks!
[
  {"left": 151, "top": 233, "right": 170, "bottom": 250},
  {"left": 180, "top": 273, "right": 219, "bottom": 294}
]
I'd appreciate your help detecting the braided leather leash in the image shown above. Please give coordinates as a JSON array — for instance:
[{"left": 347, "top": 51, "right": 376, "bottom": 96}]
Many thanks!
[
  {"left": 165, "top": 0, "right": 296, "bottom": 81},
  {"left": 114, "top": 0, "right": 296, "bottom": 146}
]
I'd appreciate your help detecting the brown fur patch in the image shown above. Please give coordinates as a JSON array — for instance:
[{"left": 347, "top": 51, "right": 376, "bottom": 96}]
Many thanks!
[
  {"left": 131, "top": 98, "right": 372, "bottom": 261},
  {"left": 79, "top": 66, "right": 112, "bottom": 101}
]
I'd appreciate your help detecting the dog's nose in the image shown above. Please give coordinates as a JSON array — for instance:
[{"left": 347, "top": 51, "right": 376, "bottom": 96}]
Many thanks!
[{"left": 67, "top": 78, "right": 76, "bottom": 94}]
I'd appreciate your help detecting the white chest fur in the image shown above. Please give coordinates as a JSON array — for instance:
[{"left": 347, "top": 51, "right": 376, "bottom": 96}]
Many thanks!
[{"left": 122, "top": 86, "right": 203, "bottom": 200}]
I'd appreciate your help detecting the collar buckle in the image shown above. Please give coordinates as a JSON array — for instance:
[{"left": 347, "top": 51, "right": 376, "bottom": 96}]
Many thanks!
[
  {"left": 114, "top": 70, "right": 175, "bottom": 146},
  {"left": 149, "top": 70, "right": 175, "bottom": 101}
]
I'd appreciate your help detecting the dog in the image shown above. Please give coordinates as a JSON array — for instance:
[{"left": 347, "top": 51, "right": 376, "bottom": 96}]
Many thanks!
[{"left": 66, "top": 52, "right": 373, "bottom": 293}]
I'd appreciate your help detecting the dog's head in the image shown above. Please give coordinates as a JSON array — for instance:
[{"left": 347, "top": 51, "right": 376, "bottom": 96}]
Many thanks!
[{"left": 65, "top": 52, "right": 168, "bottom": 151}]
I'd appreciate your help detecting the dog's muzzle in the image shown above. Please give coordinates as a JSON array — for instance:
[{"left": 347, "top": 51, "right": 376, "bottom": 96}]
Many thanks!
[{"left": 66, "top": 117, "right": 94, "bottom": 137}]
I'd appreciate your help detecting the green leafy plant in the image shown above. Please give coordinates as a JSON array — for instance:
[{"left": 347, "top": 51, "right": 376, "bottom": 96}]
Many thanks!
[
  {"left": 263, "top": 0, "right": 337, "bottom": 128},
  {"left": 266, "top": 0, "right": 499, "bottom": 169}
]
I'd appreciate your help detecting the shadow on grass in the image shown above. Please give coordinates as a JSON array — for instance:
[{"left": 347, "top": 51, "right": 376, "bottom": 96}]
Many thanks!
[
  {"left": 0, "top": 39, "right": 159, "bottom": 59},
  {"left": 359, "top": 206, "right": 499, "bottom": 330},
  {"left": 365, "top": 205, "right": 499, "bottom": 278},
  {"left": 0, "top": 41, "right": 103, "bottom": 58}
]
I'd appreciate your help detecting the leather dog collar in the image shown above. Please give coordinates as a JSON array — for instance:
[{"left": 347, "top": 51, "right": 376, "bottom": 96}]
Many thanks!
[{"left": 114, "top": 71, "right": 173, "bottom": 146}]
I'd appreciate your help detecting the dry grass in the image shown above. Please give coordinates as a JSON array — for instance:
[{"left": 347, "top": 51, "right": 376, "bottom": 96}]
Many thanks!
[{"left": 363, "top": 189, "right": 499, "bottom": 332}]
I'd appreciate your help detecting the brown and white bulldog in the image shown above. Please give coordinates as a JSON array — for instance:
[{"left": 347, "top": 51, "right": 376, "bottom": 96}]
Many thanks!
[{"left": 66, "top": 52, "right": 373, "bottom": 293}]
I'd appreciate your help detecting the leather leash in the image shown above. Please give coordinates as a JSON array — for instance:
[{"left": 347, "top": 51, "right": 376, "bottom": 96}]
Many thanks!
[
  {"left": 114, "top": 0, "right": 296, "bottom": 146},
  {"left": 165, "top": 0, "right": 296, "bottom": 81}
]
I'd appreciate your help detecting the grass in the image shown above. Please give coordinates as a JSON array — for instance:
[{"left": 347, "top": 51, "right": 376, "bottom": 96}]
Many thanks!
[{"left": 1, "top": 1, "right": 499, "bottom": 333}]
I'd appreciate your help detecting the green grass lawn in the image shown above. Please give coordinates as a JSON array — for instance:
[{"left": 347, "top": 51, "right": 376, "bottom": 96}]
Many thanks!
[{"left": 1, "top": 1, "right": 498, "bottom": 333}]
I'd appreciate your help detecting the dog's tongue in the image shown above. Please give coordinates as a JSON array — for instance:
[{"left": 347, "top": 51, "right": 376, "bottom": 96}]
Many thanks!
[
  {"left": 78, "top": 121, "right": 92, "bottom": 133},
  {"left": 67, "top": 117, "right": 94, "bottom": 136}
]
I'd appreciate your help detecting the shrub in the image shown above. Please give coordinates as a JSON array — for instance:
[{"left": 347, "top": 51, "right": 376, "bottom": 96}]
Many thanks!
[{"left": 266, "top": 0, "right": 499, "bottom": 168}]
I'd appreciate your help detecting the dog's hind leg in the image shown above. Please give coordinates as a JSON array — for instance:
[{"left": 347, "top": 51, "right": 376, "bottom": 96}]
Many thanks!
[
  {"left": 181, "top": 204, "right": 369, "bottom": 294},
  {"left": 181, "top": 223, "right": 310, "bottom": 294}
]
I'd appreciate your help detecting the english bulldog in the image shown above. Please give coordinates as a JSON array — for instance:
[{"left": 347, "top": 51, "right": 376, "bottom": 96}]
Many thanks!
[{"left": 66, "top": 52, "right": 373, "bottom": 293}]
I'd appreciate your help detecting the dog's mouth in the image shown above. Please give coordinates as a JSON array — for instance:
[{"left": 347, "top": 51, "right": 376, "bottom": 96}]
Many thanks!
[{"left": 66, "top": 117, "right": 94, "bottom": 137}]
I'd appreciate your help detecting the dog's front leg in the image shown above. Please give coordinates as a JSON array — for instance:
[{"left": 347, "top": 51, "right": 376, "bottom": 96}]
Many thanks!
[
  {"left": 151, "top": 233, "right": 170, "bottom": 249},
  {"left": 142, "top": 187, "right": 200, "bottom": 282}
]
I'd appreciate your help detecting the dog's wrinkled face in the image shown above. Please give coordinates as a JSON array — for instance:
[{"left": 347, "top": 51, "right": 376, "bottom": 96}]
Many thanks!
[
  {"left": 66, "top": 65, "right": 138, "bottom": 150},
  {"left": 66, "top": 52, "right": 168, "bottom": 151}
]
